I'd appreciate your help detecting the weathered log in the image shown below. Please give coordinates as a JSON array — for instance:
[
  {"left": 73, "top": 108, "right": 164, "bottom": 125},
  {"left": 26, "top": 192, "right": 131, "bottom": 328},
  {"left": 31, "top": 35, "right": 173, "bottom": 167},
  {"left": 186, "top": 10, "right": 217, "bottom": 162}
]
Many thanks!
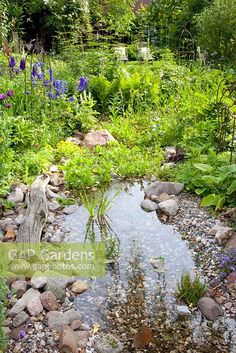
[{"left": 16, "top": 175, "right": 50, "bottom": 243}]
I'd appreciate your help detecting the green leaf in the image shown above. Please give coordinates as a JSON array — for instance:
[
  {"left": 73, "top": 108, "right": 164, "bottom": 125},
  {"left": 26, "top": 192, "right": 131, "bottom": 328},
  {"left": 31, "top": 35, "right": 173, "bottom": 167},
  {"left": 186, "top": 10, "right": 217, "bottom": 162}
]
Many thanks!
[
  {"left": 215, "top": 196, "right": 225, "bottom": 210},
  {"left": 219, "top": 164, "right": 236, "bottom": 176},
  {"left": 201, "top": 175, "right": 220, "bottom": 184},
  {"left": 201, "top": 194, "right": 219, "bottom": 207},
  {"left": 226, "top": 180, "right": 236, "bottom": 195},
  {"left": 193, "top": 163, "right": 213, "bottom": 173},
  {"left": 195, "top": 188, "right": 206, "bottom": 195}
]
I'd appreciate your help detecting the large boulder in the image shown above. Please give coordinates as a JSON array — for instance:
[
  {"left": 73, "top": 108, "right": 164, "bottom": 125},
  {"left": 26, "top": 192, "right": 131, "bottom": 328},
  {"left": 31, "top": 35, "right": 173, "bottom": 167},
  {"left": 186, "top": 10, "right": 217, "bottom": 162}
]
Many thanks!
[
  {"left": 225, "top": 236, "right": 236, "bottom": 251},
  {"left": 83, "top": 130, "right": 116, "bottom": 149},
  {"left": 197, "top": 297, "right": 223, "bottom": 320},
  {"left": 7, "top": 188, "right": 24, "bottom": 204},
  {"left": 9, "top": 288, "right": 41, "bottom": 317},
  {"left": 59, "top": 325, "right": 78, "bottom": 353},
  {"left": 144, "top": 181, "right": 184, "bottom": 199}
]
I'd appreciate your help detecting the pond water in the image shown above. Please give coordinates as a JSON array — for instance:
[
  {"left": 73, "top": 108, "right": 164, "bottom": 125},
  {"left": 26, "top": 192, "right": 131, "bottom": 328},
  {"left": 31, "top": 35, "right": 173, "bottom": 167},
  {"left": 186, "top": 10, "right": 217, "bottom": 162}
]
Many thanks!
[{"left": 62, "top": 182, "right": 235, "bottom": 353}]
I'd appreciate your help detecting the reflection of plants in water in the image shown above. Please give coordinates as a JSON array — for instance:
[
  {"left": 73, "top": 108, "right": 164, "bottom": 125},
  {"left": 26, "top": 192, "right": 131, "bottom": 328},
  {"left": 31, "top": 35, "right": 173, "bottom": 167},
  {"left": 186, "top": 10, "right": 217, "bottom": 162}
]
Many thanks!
[
  {"left": 176, "top": 271, "right": 207, "bottom": 306},
  {"left": 81, "top": 191, "right": 120, "bottom": 260}
]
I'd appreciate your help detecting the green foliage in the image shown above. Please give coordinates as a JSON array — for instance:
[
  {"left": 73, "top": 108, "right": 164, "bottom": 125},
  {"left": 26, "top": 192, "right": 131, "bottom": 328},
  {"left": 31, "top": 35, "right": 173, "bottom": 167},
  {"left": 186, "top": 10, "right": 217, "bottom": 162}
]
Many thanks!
[
  {"left": 176, "top": 272, "right": 207, "bottom": 306},
  {"left": 196, "top": 0, "right": 236, "bottom": 63},
  {"left": 175, "top": 152, "right": 236, "bottom": 210},
  {"left": 0, "top": 278, "right": 8, "bottom": 351},
  {"left": 57, "top": 197, "right": 76, "bottom": 207}
]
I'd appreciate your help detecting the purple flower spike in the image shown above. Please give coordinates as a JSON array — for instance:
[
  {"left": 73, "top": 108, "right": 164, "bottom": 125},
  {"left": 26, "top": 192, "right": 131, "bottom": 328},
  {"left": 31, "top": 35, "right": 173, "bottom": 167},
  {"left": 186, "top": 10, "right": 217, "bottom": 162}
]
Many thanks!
[
  {"left": 7, "top": 292, "right": 11, "bottom": 300},
  {"left": 9, "top": 56, "right": 16, "bottom": 68},
  {"left": 5, "top": 103, "right": 11, "bottom": 109},
  {"left": 0, "top": 93, "right": 7, "bottom": 100},
  {"left": 7, "top": 90, "right": 14, "bottom": 97},
  {"left": 69, "top": 96, "right": 75, "bottom": 102},
  {"left": 43, "top": 80, "right": 49, "bottom": 87},
  {"left": 37, "top": 73, "right": 44, "bottom": 80},
  {"left": 20, "top": 59, "right": 26, "bottom": 71},
  {"left": 18, "top": 330, "right": 26, "bottom": 339},
  {"left": 49, "top": 68, "right": 54, "bottom": 82},
  {"left": 78, "top": 77, "right": 88, "bottom": 92}
]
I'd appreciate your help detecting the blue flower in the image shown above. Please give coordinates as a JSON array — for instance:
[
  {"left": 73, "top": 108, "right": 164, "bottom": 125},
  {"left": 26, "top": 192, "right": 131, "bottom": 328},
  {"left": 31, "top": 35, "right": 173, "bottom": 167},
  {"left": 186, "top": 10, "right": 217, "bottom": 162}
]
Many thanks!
[
  {"left": 49, "top": 68, "right": 54, "bottom": 82},
  {"left": 43, "top": 80, "right": 49, "bottom": 87},
  {"left": 47, "top": 92, "right": 57, "bottom": 100},
  {"left": 53, "top": 80, "right": 68, "bottom": 95},
  {"left": 25, "top": 91, "right": 31, "bottom": 95},
  {"left": 69, "top": 96, "right": 75, "bottom": 102},
  {"left": 20, "top": 59, "right": 26, "bottom": 71},
  {"left": 9, "top": 57, "right": 16, "bottom": 68},
  {"left": 37, "top": 73, "right": 44, "bottom": 80},
  {"left": 78, "top": 77, "right": 88, "bottom": 92}
]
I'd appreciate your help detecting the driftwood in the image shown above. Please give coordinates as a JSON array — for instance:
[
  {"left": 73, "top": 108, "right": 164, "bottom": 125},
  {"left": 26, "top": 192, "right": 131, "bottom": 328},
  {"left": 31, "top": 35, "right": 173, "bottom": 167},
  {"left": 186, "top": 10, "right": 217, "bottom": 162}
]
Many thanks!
[{"left": 16, "top": 175, "right": 50, "bottom": 243}]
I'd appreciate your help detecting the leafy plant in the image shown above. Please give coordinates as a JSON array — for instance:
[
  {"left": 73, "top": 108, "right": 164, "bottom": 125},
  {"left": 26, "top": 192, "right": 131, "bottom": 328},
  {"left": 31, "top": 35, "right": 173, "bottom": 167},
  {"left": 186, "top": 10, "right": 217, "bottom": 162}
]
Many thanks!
[
  {"left": 176, "top": 272, "right": 207, "bottom": 306},
  {"left": 0, "top": 278, "right": 8, "bottom": 351}
]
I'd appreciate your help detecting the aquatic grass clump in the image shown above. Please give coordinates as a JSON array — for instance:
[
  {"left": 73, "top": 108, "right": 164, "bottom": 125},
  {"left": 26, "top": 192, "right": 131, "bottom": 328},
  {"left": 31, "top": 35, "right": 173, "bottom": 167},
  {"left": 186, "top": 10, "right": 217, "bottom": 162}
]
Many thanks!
[{"left": 176, "top": 272, "right": 207, "bottom": 306}]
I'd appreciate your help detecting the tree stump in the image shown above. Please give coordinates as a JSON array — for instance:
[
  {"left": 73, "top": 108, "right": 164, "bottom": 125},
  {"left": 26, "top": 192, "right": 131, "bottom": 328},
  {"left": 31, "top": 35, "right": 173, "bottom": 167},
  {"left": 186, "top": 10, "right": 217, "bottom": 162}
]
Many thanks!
[{"left": 16, "top": 175, "right": 50, "bottom": 243}]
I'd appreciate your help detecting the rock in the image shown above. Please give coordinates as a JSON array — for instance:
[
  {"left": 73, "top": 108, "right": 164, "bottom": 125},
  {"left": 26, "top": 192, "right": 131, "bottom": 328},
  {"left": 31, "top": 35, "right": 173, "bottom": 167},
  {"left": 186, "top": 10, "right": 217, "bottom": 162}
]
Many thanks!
[
  {"left": 50, "top": 229, "right": 64, "bottom": 242},
  {"left": 9, "top": 288, "right": 41, "bottom": 317},
  {"left": 70, "top": 319, "right": 82, "bottom": 330},
  {"left": 45, "top": 274, "right": 74, "bottom": 289},
  {"left": 10, "top": 326, "right": 26, "bottom": 340},
  {"left": 59, "top": 325, "right": 78, "bottom": 353},
  {"left": 14, "top": 214, "right": 25, "bottom": 226},
  {"left": 47, "top": 309, "right": 81, "bottom": 331},
  {"left": 95, "top": 334, "right": 124, "bottom": 353},
  {"left": 0, "top": 218, "right": 13, "bottom": 232},
  {"left": 165, "top": 146, "right": 176, "bottom": 161},
  {"left": 225, "top": 236, "right": 236, "bottom": 251},
  {"left": 75, "top": 331, "right": 90, "bottom": 348},
  {"left": 144, "top": 181, "right": 184, "bottom": 199},
  {"left": 151, "top": 193, "right": 173, "bottom": 203},
  {"left": 7, "top": 188, "right": 24, "bottom": 204},
  {"left": 208, "top": 221, "right": 224, "bottom": 235},
  {"left": 4, "top": 318, "right": 12, "bottom": 327},
  {"left": 158, "top": 199, "right": 179, "bottom": 216},
  {"left": 214, "top": 227, "right": 235, "bottom": 245},
  {"left": 47, "top": 312, "right": 69, "bottom": 331},
  {"left": 80, "top": 323, "right": 91, "bottom": 331},
  {"left": 140, "top": 199, "right": 158, "bottom": 212},
  {"left": 13, "top": 311, "right": 29, "bottom": 327},
  {"left": 177, "top": 305, "right": 191, "bottom": 318},
  {"left": 27, "top": 297, "right": 43, "bottom": 316},
  {"left": 64, "top": 309, "right": 82, "bottom": 323},
  {"left": 83, "top": 130, "right": 116, "bottom": 149},
  {"left": 66, "top": 137, "right": 83, "bottom": 146},
  {"left": 46, "top": 212, "right": 55, "bottom": 224},
  {"left": 3, "top": 327, "right": 11, "bottom": 337},
  {"left": 224, "top": 302, "right": 233, "bottom": 310},
  {"left": 227, "top": 272, "right": 236, "bottom": 283},
  {"left": 133, "top": 326, "right": 154, "bottom": 348},
  {"left": 4, "top": 227, "right": 16, "bottom": 241},
  {"left": 71, "top": 281, "right": 89, "bottom": 294},
  {"left": 50, "top": 165, "right": 59, "bottom": 173},
  {"left": 40, "top": 291, "right": 58, "bottom": 311},
  {"left": 30, "top": 272, "right": 47, "bottom": 289},
  {"left": 11, "top": 280, "right": 28, "bottom": 298},
  {"left": 44, "top": 284, "right": 66, "bottom": 303},
  {"left": 197, "top": 297, "right": 224, "bottom": 320},
  {"left": 48, "top": 201, "right": 60, "bottom": 212},
  {"left": 49, "top": 173, "right": 61, "bottom": 187},
  {"left": 46, "top": 187, "right": 59, "bottom": 200},
  {"left": 63, "top": 206, "right": 77, "bottom": 215}
]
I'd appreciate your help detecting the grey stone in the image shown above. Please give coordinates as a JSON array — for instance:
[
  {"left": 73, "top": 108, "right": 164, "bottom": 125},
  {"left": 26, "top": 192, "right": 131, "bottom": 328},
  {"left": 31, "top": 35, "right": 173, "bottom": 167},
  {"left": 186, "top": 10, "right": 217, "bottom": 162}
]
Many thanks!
[
  {"left": 75, "top": 331, "right": 90, "bottom": 348},
  {"left": 46, "top": 212, "right": 55, "bottom": 224},
  {"left": 44, "top": 284, "right": 66, "bottom": 302},
  {"left": 0, "top": 218, "right": 13, "bottom": 232},
  {"left": 45, "top": 273, "right": 74, "bottom": 289},
  {"left": 11, "top": 280, "right": 28, "bottom": 298},
  {"left": 144, "top": 181, "right": 184, "bottom": 198},
  {"left": 7, "top": 188, "right": 24, "bottom": 204},
  {"left": 48, "top": 201, "right": 60, "bottom": 212},
  {"left": 63, "top": 206, "right": 77, "bottom": 215},
  {"left": 46, "top": 187, "right": 59, "bottom": 200},
  {"left": 50, "top": 229, "right": 64, "bottom": 243},
  {"left": 95, "top": 334, "right": 124, "bottom": 353},
  {"left": 40, "top": 291, "right": 58, "bottom": 311},
  {"left": 158, "top": 199, "right": 179, "bottom": 216},
  {"left": 27, "top": 297, "right": 43, "bottom": 316},
  {"left": 13, "top": 311, "right": 29, "bottom": 327},
  {"left": 215, "top": 227, "right": 235, "bottom": 246},
  {"left": 47, "top": 309, "right": 81, "bottom": 331},
  {"left": 9, "top": 288, "right": 41, "bottom": 317},
  {"left": 140, "top": 199, "right": 158, "bottom": 212},
  {"left": 30, "top": 272, "right": 47, "bottom": 289},
  {"left": 177, "top": 305, "right": 191, "bottom": 317},
  {"left": 225, "top": 236, "right": 236, "bottom": 251},
  {"left": 198, "top": 297, "right": 224, "bottom": 320},
  {"left": 71, "top": 281, "right": 89, "bottom": 294}
]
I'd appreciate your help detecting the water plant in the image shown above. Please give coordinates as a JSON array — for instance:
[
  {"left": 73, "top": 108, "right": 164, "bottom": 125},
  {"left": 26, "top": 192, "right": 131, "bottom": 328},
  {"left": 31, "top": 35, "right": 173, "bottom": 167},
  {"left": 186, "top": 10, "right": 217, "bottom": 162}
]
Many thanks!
[{"left": 176, "top": 272, "right": 207, "bottom": 306}]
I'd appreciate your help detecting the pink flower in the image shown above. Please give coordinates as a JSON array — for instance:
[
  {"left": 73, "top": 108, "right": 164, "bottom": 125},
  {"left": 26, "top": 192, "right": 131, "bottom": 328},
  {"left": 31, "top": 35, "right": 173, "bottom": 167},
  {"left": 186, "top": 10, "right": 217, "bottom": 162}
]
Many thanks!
[{"left": 7, "top": 90, "right": 14, "bottom": 97}]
